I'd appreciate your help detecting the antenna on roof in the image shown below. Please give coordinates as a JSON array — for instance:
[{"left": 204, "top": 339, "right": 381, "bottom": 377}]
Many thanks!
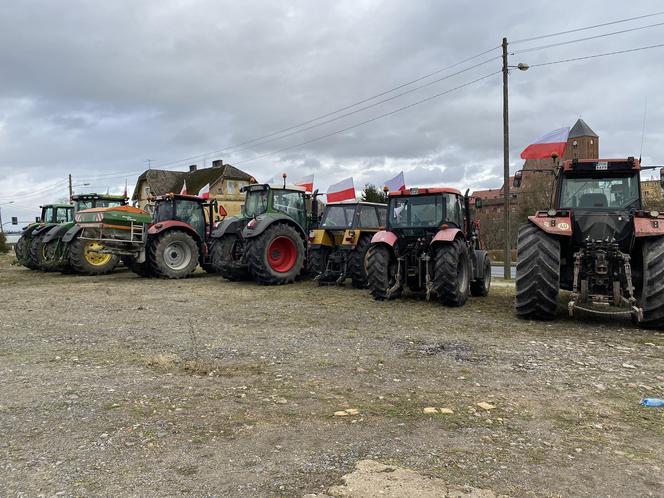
[{"left": 639, "top": 96, "right": 648, "bottom": 163}]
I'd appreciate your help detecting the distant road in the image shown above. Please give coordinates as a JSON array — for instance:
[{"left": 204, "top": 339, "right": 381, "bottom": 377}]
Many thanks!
[{"left": 491, "top": 264, "right": 516, "bottom": 279}]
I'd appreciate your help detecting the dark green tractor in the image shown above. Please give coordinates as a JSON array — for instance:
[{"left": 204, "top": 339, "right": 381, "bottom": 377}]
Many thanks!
[
  {"left": 37, "top": 193, "right": 127, "bottom": 274},
  {"left": 210, "top": 183, "right": 317, "bottom": 285},
  {"left": 15, "top": 204, "right": 74, "bottom": 269}
]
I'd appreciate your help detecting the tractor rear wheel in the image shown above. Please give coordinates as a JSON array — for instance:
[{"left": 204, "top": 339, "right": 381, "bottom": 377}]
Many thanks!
[
  {"left": 246, "top": 224, "right": 305, "bottom": 285},
  {"left": 366, "top": 244, "right": 401, "bottom": 300},
  {"left": 148, "top": 230, "right": 199, "bottom": 279},
  {"left": 433, "top": 239, "right": 470, "bottom": 306},
  {"left": 16, "top": 234, "right": 38, "bottom": 269},
  {"left": 309, "top": 246, "right": 330, "bottom": 277},
  {"left": 199, "top": 241, "right": 219, "bottom": 274},
  {"left": 211, "top": 234, "right": 250, "bottom": 281},
  {"left": 470, "top": 252, "right": 491, "bottom": 297},
  {"left": 29, "top": 232, "right": 49, "bottom": 271},
  {"left": 515, "top": 223, "right": 560, "bottom": 320},
  {"left": 42, "top": 238, "right": 68, "bottom": 272},
  {"left": 638, "top": 237, "right": 664, "bottom": 328},
  {"left": 69, "top": 237, "right": 119, "bottom": 275},
  {"left": 348, "top": 234, "right": 372, "bottom": 288}
]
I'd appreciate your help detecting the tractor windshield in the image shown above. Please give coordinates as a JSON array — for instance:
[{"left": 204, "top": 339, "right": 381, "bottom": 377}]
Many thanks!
[
  {"left": 95, "top": 199, "right": 125, "bottom": 208},
  {"left": 389, "top": 194, "right": 462, "bottom": 228},
  {"left": 55, "top": 207, "right": 73, "bottom": 223},
  {"left": 42, "top": 206, "right": 54, "bottom": 223},
  {"left": 559, "top": 173, "right": 640, "bottom": 210},
  {"left": 321, "top": 205, "right": 356, "bottom": 228},
  {"left": 244, "top": 189, "right": 269, "bottom": 218},
  {"left": 272, "top": 189, "right": 306, "bottom": 227}
]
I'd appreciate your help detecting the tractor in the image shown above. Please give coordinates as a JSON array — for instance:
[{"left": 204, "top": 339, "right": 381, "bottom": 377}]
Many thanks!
[
  {"left": 514, "top": 157, "right": 664, "bottom": 328},
  {"left": 366, "top": 187, "right": 490, "bottom": 305},
  {"left": 74, "top": 193, "right": 223, "bottom": 279},
  {"left": 309, "top": 201, "right": 387, "bottom": 287},
  {"left": 210, "top": 182, "right": 317, "bottom": 285},
  {"left": 15, "top": 204, "right": 74, "bottom": 269},
  {"left": 37, "top": 193, "right": 128, "bottom": 274}
]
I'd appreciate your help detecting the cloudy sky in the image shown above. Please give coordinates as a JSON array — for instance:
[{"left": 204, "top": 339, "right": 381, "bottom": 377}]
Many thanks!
[{"left": 1, "top": 0, "right": 663, "bottom": 224}]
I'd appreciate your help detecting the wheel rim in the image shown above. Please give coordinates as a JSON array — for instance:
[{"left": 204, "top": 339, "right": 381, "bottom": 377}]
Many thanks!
[
  {"left": 84, "top": 241, "right": 113, "bottom": 266},
  {"left": 163, "top": 241, "right": 192, "bottom": 270},
  {"left": 267, "top": 236, "right": 297, "bottom": 272}
]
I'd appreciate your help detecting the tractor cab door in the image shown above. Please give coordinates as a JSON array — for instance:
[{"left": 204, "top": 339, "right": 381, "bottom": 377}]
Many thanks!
[
  {"left": 357, "top": 204, "right": 382, "bottom": 229},
  {"left": 272, "top": 190, "right": 307, "bottom": 228},
  {"left": 55, "top": 207, "right": 73, "bottom": 223},
  {"left": 174, "top": 199, "right": 206, "bottom": 239},
  {"left": 41, "top": 206, "right": 54, "bottom": 223}
]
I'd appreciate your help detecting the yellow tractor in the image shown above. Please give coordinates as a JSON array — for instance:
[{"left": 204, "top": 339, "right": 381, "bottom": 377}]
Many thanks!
[{"left": 309, "top": 201, "right": 387, "bottom": 287}]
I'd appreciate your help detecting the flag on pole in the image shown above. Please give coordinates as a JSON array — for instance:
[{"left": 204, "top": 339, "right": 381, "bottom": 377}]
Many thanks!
[
  {"left": 123, "top": 179, "right": 128, "bottom": 199},
  {"left": 198, "top": 183, "right": 210, "bottom": 199},
  {"left": 384, "top": 171, "right": 406, "bottom": 192},
  {"left": 327, "top": 177, "right": 355, "bottom": 202},
  {"left": 295, "top": 174, "right": 314, "bottom": 193},
  {"left": 520, "top": 127, "right": 570, "bottom": 160},
  {"left": 180, "top": 180, "right": 187, "bottom": 195}
]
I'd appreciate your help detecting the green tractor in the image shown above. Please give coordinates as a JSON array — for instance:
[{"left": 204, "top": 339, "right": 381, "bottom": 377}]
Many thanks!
[
  {"left": 37, "top": 193, "right": 128, "bottom": 274},
  {"left": 210, "top": 182, "right": 317, "bottom": 284},
  {"left": 15, "top": 204, "right": 75, "bottom": 269}
]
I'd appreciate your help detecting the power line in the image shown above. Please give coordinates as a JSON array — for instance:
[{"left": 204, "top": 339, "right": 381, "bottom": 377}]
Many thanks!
[
  {"left": 0, "top": 179, "right": 69, "bottom": 202},
  {"left": 527, "top": 42, "right": 664, "bottom": 67},
  {"left": 513, "top": 20, "right": 664, "bottom": 55},
  {"left": 233, "top": 72, "right": 500, "bottom": 166},
  {"left": 511, "top": 11, "right": 664, "bottom": 44}
]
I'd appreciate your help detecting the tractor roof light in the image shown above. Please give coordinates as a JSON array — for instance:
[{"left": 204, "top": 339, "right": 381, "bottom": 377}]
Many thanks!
[{"left": 650, "top": 210, "right": 660, "bottom": 218}]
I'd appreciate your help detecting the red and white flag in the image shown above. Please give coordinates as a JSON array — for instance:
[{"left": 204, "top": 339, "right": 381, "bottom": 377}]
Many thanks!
[
  {"left": 520, "top": 127, "right": 570, "bottom": 160},
  {"left": 327, "top": 177, "right": 355, "bottom": 202},
  {"left": 180, "top": 180, "right": 187, "bottom": 195},
  {"left": 295, "top": 174, "right": 314, "bottom": 193},
  {"left": 384, "top": 171, "right": 406, "bottom": 192},
  {"left": 198, "top": 183, "right": 210, "bottom": 199}
]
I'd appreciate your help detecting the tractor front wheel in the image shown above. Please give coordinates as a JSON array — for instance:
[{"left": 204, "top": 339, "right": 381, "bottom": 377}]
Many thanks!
[
  {"left": 123, "top": 256, "right": 153, "bottom": 278},
  {"left": 638, "top": 237, "right": 664, "bottom": 329},
  {"left": 148, "top": 230, "right": 199, "bottom": 279},
  {"left": 69, "top": 238, "right": 119, "bottom": 275},
  {"left": 246, "top": 224, "right": 305, "bottom": 285},
  {"left": 366, "top": 244, "right": 401, "bottom": 300},
  {"left": 515, "top": 223, "right": 560, "bottom": 320},
  {"left": 309, "top": 246, "right": 330, "bottom": 277},
  {"left": 470, "top": 252, "right": 491, "bottom": 297},
  {"left": 348, "top": 234, "right": 372, "bottom": 288},
  {"left": 211, "top": 235, "right": 250, "bottom": 281},
  {"left": 433, "top": 239, "right": 470, "bottom": 307}
]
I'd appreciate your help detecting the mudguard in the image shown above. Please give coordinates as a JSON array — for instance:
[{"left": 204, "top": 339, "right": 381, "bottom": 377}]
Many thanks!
[
  {"left": 42, "top": 223, "right": 74, "bottom": 243},
  {"left": 634, "top": 215, "right": 664, "bottom": 237},
  {"left": 528, "top": 214, "right": 572, "bottom": 236},
  {"left": 471, "top": 249, "right": 489, "bottom": 280},
  {"left": 211, "top": 216, "right": 246, "bottom": 239},
  {"left": 371, "top": 230, "right": 397, "bottom": 247},
  {"left": 242, "top": 213, "right": 306, "bottom": 240},
  {"left": 32, "top": 223, "right": 57, "bottom": 236},
  {"left": 148, "top": 220, "right": 201, "bottom": 241},
  {"left": 431, "top": 227, "right": 462, "bottom": 243},
  {"left": 62, "top": 225, "right": 83, "bottom": 243}
]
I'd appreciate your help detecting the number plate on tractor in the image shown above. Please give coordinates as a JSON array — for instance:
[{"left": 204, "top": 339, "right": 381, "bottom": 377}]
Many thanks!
[{"left": 595, "top": 162, "right": 608, "bottom": 170}]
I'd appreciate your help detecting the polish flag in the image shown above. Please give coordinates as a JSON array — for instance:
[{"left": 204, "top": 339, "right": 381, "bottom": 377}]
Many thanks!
[
  {"left": 295, "top": 174, "right": 314, "bottom": 193},
  {"left": 384, "top": 171, "right": 406, "bottom": 192},
  {"left": 180, "top": 180, "right": 187, "bottom": 195},
  {"left": 198, "top": 183, "right": 210, "bottom": 199},
  {"left": 520, "top": 127, "right": 570, "bottom": 160},
  {"left": 327, "top": 177, "right": 356, "bottom": 202}
]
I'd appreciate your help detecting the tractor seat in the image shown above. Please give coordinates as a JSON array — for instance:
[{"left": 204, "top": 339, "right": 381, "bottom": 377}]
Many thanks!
[{"left": 578, "top": 193, "right": 608, "bottom": 208}]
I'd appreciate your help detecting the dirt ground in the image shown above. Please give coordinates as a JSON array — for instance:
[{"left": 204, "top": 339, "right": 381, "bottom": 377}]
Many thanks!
[{"left": 1, "top": 253, "right": 663, "bottom": 497}]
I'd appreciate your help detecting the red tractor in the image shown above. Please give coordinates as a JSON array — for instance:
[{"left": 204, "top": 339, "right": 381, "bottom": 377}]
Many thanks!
[
  {"left": 514, "top": 157, "right": 664, "bottom": 328},
  {"left": 366, "top": 187, "right": 491, "bottom": 305}
]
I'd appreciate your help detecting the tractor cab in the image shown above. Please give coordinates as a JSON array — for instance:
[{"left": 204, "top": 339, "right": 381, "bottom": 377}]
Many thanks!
[
  {"left": 72, "top": 193, "right": 127, "bottom": 212},
  {"left": 242, "top": 184, "right": 308, "bottom": 228},
  {"left": 40, "top": 204, "right": 75, "bottom": 225},
  {"left": 152, "top": 193, "right": 221, "bottom": 239}
]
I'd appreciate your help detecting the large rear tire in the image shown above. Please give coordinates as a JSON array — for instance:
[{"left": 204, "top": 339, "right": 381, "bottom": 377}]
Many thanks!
[
  {"left": 348, "top": 234, "right": 372, "bottom": 288},
  {"left": 148, "top": 230, "right": 199, "bottom": 279},
  {"left": 638, "top": 237, "right": 664, "bottom": 329},
  {"left": 366, "top": 244, "right": 401, "bottom": 300},
  {"left": 69, "top": 237, "right": 119, "bottom": 275},
  {"left": 29, "top": 232, "right": 49, "bottom": 271},
  {"left": 246, "top": 223, "right": 305, "bottom": 285},
  {"left": 41, "top": 238, "right": 68, "bottom": 272},
  {"left": 211, "top": 234, "right": 250, "bottom": 281},
  {"left": 16, "top": 234, "right": 38, "bottom": 269},
  {"left": 470, "top": 252, "right": 491, "bottom": 297},
  {"left": 309, "top": 246, "right": 330, "bottom": 277},
  {"left": 515, "top": 223, "right": 560, "bottom": 320},
  {"left": 433, "top": 239, "right": 470, "bottom": 307}
]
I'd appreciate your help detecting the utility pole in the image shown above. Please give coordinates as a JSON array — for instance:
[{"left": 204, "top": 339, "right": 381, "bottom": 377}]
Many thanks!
[
  {"left": 68, "top": 174, "right": 73, "bottom": 204},
  {"left": 502, "top": 37, "right": 511, "bottom": 280}
]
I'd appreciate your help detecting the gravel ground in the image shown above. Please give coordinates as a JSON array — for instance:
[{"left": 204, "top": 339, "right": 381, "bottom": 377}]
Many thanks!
[{"left": 0, "top": 253, "right": 663, "bottom": 497}]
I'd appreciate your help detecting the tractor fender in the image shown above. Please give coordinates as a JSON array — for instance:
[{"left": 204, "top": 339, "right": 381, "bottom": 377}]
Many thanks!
[
  {"left": 371, "top": 230, "right": 397, "bottom": 247},
  {"left": 148, "top": 220, "right": 201, "bottom": 241},
  {"left": 471, "top": 249, "right": 489, "bottom": 281},
  {"left": 211, "top": 216, "right": 245, "bottom": 239},
  {"left": 31, "top": 223, "right": 56, "bottom": 237},
  {"left": 42, "top": 225, "right": 67, "bottom": 243},
  {"left": 528, "top": 215, "right": 572, "bottom": 236},
  {"left": 309, "top": 229, "right": 335, "bottom": 249},
  {"left": 242, "top": 214, "right": 306, "bottom": 240},
  {"left": 431, "top": 227, "right": 462, "bottom": 243},
  {"left": 634, "top": 216, "right": 664, "bottom": 237},
  {"left": 62, "top": 225, "right": 83, "bottom": 243}
]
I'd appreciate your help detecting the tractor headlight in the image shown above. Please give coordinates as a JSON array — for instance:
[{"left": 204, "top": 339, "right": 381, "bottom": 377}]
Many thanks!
[
  {"left": 650, "top": 210, "right": 660, "bottom": 218},
  {"left": 547, "top": 209, "right": 557, "bottom": 217}
]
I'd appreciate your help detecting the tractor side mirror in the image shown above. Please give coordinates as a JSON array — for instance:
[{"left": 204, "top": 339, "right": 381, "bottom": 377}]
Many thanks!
[
  {"left": 513, "top": 170, "right": 523, "bottom": 188},
  {"left": 35, "top": 216, "right": 41, "bottom": 223},
  {"left": 474, "top": 198, "right": 483, "bottom": 209}
]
